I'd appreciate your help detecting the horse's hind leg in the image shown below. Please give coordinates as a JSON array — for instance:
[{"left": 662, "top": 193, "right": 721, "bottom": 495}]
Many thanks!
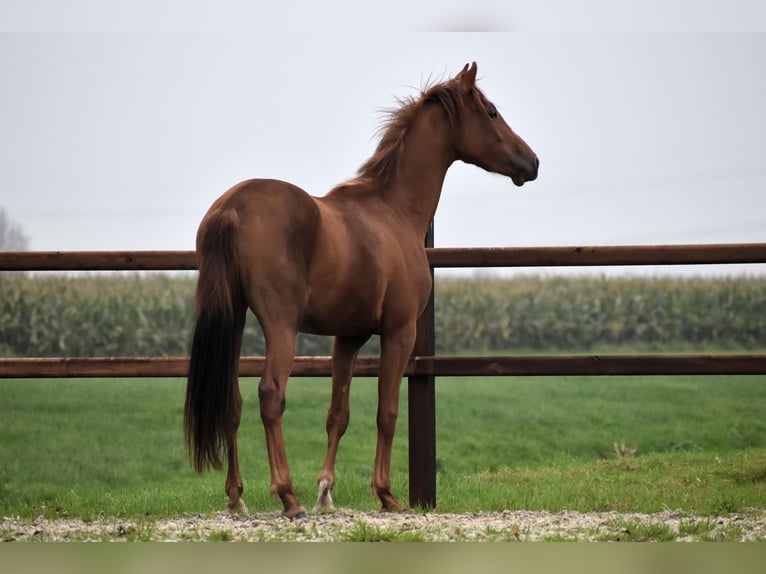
[
  {"left": 225, "top": 377, "right": 247, "bottom": 513},
  {"left": 225, "top": 307, "right": 247, "bottom": 513},
  {"left": 313, "top": 334, "right": 369, "bottom": 513},
  {"left": 258, "top": 326, "right": 307, "bottom": 519}
]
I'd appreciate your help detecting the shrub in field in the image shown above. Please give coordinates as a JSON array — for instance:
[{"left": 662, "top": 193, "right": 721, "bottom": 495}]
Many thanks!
[{"left": 1, "top": 273, "right": 764, "bottom": 357}]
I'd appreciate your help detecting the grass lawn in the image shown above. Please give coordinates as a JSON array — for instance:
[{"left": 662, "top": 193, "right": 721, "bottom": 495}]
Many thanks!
[{"left": 1, "top": 372, "right": 764, "bottom": 519}]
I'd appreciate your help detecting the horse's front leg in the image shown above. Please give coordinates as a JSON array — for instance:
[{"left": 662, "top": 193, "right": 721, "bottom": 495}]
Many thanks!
[
  {"left": 313, "top": 335, "right": 369, "bottom": 513},
  {"left": 372, "top": 322, "right": 417, "bottom": 512}
]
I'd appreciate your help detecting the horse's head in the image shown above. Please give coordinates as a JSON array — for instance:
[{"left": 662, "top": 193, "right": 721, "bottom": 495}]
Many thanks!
[{"left": 449, "top": 62, "right": 539, "bottom": 186}]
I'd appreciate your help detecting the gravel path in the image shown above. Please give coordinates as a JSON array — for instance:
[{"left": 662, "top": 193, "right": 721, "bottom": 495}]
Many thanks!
[{"left": 3, "top": 509, "right": 766, "bottom": 542}]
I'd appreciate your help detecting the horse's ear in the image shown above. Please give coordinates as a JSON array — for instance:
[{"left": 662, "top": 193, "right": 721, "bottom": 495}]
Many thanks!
[{"left": 458, "top": 62, "right": 478, "bottom": 92}]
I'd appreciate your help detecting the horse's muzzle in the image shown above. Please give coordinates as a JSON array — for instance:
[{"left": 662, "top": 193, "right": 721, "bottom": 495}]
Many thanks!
[{"left": 511, "top": 155, "right": 539, "bottom": 186}]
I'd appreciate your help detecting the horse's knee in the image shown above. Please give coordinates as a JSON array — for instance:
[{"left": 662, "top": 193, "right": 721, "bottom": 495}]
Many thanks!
[
  {"left": 326, "top": 408, "right": 350, "bottom": 436},
  {"left": 258, "top": 379, "right": 285, "bottom": 424},
  {"left": 376, "top": 407, "right": 398, "bottom": 440}
]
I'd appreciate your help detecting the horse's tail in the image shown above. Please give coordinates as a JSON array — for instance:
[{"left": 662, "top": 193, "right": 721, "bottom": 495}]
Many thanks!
[{"left": 184, "top": 208, "right": 244, "bottom": 473}]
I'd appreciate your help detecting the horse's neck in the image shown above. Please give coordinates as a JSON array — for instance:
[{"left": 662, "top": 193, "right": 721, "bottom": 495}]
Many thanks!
[{"left": 385, "top": 107, "right": 455, "bottom": 237}]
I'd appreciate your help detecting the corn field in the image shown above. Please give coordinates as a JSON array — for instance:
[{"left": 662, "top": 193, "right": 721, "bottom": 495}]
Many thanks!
[
  {"left": 1, "top": 273, "right": 764, "bottom": 358},
  {"left": 434, "top": 275, "right": 766, "bottom": 352}
]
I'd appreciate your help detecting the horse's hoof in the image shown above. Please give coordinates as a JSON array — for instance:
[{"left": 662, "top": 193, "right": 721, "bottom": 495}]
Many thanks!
[
  {"left": 380, "top": 500, "right": 404, "bottom": 513},
  {"left": 312, "top": 479, "right": 335, "bottom": 513},
  {"left": 284, "top": 506, "right": 309, "bottom": 520},
  {"left": 312, "top": 503, "right": 335, "bottom": 514},
  {"left": 227, "top": 497, "right": 249, "bottom": 515}
]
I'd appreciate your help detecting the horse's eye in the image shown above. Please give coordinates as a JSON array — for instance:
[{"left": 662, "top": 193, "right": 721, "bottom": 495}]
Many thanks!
[{"left": 488, "top": 107, "right": 498, "bottom": 119}]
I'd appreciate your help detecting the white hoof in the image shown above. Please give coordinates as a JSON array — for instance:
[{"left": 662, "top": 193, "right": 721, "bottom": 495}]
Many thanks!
[
  {"left": 227, "top": 497, "right": 249, "bottom": 515},
  {"left": 312, "top": 478, "right": 335, "bottom": 513}
]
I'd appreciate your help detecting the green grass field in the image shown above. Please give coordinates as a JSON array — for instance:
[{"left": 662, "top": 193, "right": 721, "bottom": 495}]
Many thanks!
[{"left": 1, "top": 372, "right": 764, "bottom": 520}]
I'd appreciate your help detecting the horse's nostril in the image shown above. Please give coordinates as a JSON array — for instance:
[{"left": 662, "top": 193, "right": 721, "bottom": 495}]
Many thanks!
[
  {"left": 527, "top": 156, "right": 539, "bottom": 175},
  {"left": 528, "top": 156, "right": 539, "bottom": 180}
]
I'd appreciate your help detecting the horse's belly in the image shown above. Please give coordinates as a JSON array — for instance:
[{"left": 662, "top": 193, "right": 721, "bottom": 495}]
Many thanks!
[{"left": 300, "top": 293, "right": 382, "bottom": 337}]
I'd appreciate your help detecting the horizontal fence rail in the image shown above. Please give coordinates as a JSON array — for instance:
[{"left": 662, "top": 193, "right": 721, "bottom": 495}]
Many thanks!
[
  {"left": 427, "top": 243, "right": 766, "bottom": 268},
  {"left": 2, "top": 354, "right": 766, "bottom": 379},
  {"left": 2, "top": 242, "right": 766, "bottom": 271}
]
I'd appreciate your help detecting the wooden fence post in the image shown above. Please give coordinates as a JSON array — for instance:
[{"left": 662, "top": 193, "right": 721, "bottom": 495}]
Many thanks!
[{"left": 408, "top": 222, "right": 437, "bottom": 508}]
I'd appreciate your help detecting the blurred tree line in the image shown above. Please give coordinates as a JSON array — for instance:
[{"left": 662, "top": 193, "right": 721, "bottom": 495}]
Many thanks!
[{"left": 0, "top": 208, "right": 29, "bottom": 251}]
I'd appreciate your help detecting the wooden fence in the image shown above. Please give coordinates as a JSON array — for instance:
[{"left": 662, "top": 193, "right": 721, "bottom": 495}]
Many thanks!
[{"left": 2, "top": 241, "right": 766, "bottom": 508}]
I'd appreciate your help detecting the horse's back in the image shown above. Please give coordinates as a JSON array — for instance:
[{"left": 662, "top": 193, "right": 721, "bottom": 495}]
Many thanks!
[{"left": 203, "top": 178, "right": 316, "bottom": 220}]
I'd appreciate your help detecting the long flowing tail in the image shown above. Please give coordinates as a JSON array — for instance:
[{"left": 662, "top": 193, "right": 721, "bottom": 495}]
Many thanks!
[{"left": 184, "top": 209, "right": 243, "bottom": 473}]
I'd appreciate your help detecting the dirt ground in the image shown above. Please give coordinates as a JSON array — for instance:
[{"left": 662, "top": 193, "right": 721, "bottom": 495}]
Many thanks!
[{"left": 3, "top": 508, "right": 766, "bottom": 542}]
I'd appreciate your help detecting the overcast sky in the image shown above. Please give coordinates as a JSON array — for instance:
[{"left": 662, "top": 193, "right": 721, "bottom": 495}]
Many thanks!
[{"left": 1, "top": 4, "right": 765, "bottom": 275}]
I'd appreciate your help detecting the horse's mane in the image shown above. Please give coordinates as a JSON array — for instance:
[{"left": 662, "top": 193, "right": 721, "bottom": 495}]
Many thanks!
[{"left": 352, "top": 76, "right": 486, "bottom": 188}]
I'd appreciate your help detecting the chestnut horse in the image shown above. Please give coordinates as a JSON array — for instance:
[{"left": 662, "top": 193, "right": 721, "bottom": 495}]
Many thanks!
[{"left": 184, "top": 62, "right": 538, "bottom": 518}]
